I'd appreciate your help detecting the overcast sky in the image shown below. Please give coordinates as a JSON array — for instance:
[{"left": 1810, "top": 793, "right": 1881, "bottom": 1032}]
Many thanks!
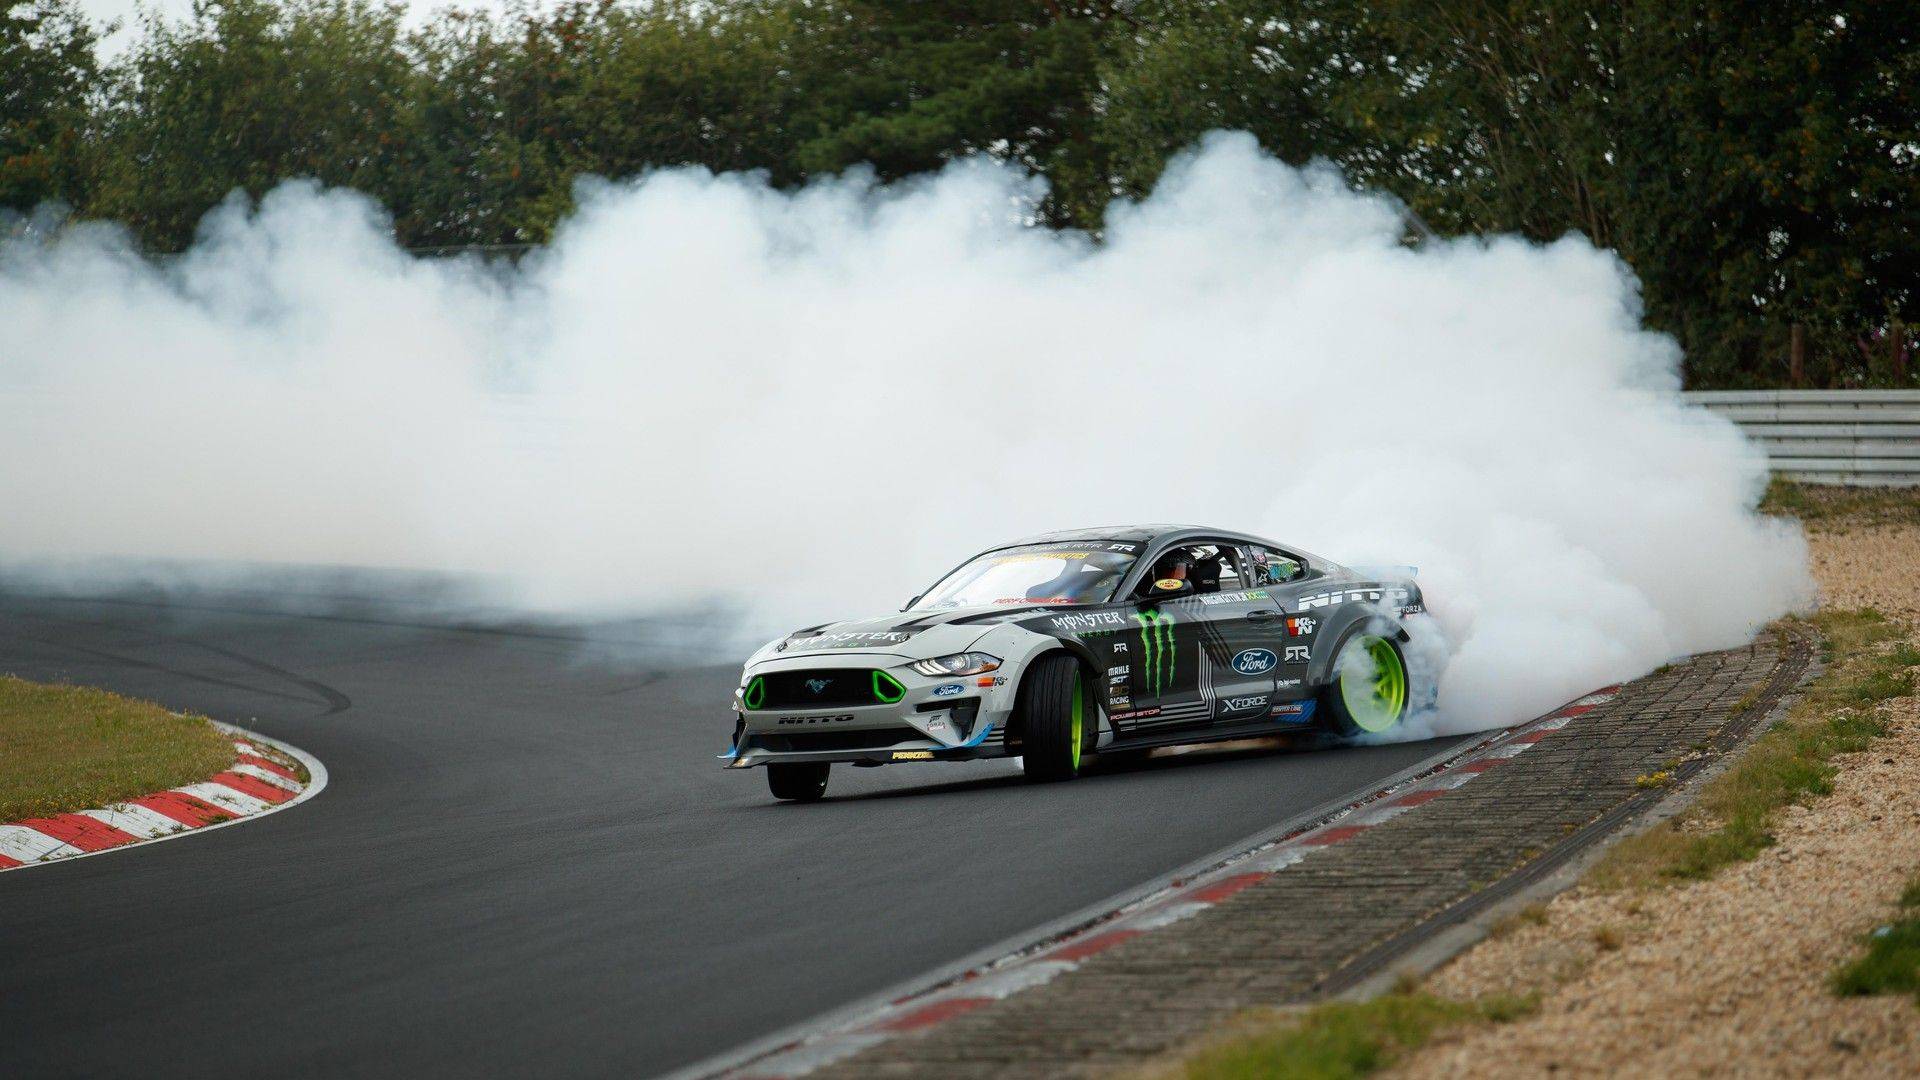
[{"left": 77, "top": 0, "right": 522, "bottom": 56}]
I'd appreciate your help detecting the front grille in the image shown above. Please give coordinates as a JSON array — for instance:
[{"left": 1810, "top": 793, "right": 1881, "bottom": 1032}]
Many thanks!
[
  {"left": 751, "top": 669, "right": 903, "bottom": 709},
  {"left": 748, "top": 727, "right": 925, "bottom": 753}
]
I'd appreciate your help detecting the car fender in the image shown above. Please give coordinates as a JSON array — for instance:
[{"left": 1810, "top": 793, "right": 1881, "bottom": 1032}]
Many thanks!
[
  {"left": 1304, "top": 605, "right": 1411, "bottom": 689},
  {"left": 967, "top": 623, "right": 1113, "bottom": 743}
]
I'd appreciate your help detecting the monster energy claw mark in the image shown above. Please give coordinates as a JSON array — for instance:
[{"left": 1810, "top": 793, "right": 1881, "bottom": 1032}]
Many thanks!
[{"left": 1131, "top": 609, "right": 1176, "bottom": 694}]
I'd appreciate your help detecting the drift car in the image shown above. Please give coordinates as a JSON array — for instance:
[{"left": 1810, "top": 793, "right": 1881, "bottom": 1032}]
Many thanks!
[{"left": 723, "top": 526, "right": 1427, "bottom": 801}]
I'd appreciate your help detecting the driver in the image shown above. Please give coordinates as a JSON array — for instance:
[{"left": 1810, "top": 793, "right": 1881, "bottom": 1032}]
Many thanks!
[{"left": 1141, "top": 550, "right": 1193, "bottom": 596}]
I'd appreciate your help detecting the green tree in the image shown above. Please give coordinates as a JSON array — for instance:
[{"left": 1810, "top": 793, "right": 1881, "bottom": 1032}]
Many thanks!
[
  {"left": 1, "top": 0, "right": 100, "bottom": 214},
  {"left": 1096, "top": 1, "right": 1375, "bottom": 206},
  {"left": 405, "top": 0, "right": 814, "bottom": 245},
  {"left": 90, "top": 0, "right": 418, "bottom": 250},
  {"left": 788, "top": 0, "right": 1124, "bottom": 224},
  {"left": 1097, "top": 1, "right": 1920, "bottom": 386}
]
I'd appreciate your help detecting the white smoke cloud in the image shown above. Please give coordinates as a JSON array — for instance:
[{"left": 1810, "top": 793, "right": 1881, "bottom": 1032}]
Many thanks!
[{"left": 0, "top": 132, "right": 1812, "bottom": 732}]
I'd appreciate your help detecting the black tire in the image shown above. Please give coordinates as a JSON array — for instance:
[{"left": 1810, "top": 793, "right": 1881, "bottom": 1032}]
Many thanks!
[
  {"left": 767, "top": 762, "right": 830, "bottom": 802},
  {"left": 1320, "top": 624, "right": 1411, "bottom": 738},
  {"left": 1017, "top": 653, "right": 1088, "bottom": 782}
]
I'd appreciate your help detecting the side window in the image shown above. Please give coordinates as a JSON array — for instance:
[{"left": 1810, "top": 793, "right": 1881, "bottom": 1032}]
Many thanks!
[
  {"left": 1212, "top": 546, "right": 1245, "bottom": 591},
  {"left": 1249, "top": 545, "right": 1307, "bottom": 586},
  {"left": 1133, "top": 542, "right": 1246, "bottom": 597}
]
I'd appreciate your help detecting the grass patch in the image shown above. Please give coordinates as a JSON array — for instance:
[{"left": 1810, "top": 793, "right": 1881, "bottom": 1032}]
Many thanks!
[
  {"left": 1760, "top": 478, "right": 1920, "bottom": 526},
  {"left": 1178, "top": 993, "right": 1535, "bottom": 1080},
  {"left": 1490, "top": 902, "right": 1550, "bottom": 938},
  {"left": 1833, "top": 876, "right": 1920, "bottom": 1004},
  {"left": 1592, "top": 608, "right": 1915, "bottom": 888},
  {"left": 0, "top": 675, "right": 234, "bottom": 821}
]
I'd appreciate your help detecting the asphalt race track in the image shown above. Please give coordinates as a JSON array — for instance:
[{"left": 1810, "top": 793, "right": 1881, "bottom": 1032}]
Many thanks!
[{"left": 0, "top": 593, "right": 1476, "bottom": 1078}]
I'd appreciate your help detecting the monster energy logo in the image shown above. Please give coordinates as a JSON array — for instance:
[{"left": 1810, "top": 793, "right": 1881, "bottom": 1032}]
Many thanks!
[{"left": 1132, "top": 609, "right": 1176, "bottom": 693}]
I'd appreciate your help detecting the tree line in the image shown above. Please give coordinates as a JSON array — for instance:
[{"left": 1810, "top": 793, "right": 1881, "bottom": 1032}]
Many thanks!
[{"left": 4, "top": 0, "right": 1914, "bottom": 387}]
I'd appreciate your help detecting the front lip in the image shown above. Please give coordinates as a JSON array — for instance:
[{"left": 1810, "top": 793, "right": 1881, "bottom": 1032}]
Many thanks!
[{"left": 727, "top": 655, "right": 1007, "bottom": 766}]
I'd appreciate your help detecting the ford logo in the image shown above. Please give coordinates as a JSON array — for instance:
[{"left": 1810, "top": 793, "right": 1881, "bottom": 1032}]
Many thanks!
[
  {"left": 1231, "top": 648, "right": 1278, "bottom": 676},
  {"left": 932, "top": 683, "right": 965, "bottom": 697}
]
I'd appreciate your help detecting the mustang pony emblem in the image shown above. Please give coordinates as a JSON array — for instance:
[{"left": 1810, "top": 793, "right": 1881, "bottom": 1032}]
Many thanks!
[{"left": 805, "top": 678, "right": 831, "bottom": 694}]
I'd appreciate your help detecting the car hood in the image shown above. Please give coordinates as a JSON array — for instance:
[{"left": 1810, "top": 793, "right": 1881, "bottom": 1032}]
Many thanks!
[{"left": 756, "top": 604, "right": 1056, "bottom": 663}]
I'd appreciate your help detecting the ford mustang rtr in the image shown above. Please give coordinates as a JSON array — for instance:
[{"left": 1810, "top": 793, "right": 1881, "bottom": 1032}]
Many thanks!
[{"left": 724, "top": 526, "right": 1428, "bottom": 801}]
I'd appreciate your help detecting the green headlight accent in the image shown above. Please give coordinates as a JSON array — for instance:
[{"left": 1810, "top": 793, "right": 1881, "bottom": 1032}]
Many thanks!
[
  {"left": 743, "top": 676, "right": 766, "bottom": 710},
  {"left": 872, "top": 670, "right": 906, "bottom": 704}
]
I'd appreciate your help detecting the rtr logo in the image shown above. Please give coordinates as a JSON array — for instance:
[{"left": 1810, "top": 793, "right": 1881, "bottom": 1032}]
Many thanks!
[{"left": 1283, "top": 645, "right": 1311, "bottom": 662}]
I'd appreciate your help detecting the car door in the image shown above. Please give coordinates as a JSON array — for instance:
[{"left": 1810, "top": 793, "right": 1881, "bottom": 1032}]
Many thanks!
[
  {"left": 1189, "top": 546, "right": 1290, "bottom": 726},
  {"left": 1115, "top": 541, "right": 1276, "bottom": 738},
  {"left": 1117, "top": 589, "right": 1211, "bottom": 736},
  {"left": 1248, "top": 543, "right": 1321, "bottom": 721}
]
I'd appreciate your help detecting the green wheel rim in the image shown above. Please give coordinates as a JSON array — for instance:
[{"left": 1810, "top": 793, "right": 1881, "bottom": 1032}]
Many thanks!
[
  {"left": 1069, "top": 674, "right": 1084, "bottom": 771},
  {"left": 1339, "top": 636, "right": 1407, "bottom": 733}
]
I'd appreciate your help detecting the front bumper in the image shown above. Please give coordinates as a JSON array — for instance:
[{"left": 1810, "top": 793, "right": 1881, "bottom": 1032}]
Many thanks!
[{"left": 721, "top": 653, "right": 1019, "bottom": 768}]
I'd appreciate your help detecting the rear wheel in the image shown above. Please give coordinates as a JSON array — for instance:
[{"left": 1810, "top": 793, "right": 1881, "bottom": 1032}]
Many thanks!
[
  {"left": 1322, "top": 628, "right": 1409, "bottom": 737},
  {"left": 767, "top": 762, "right": 830, "bottom": 802},
  {"left": 1018, "top": 653, "right": 1088, "bottom": 782}
]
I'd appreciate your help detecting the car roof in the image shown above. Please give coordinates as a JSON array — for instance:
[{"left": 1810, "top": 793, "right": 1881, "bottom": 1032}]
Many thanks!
[{"left": 999, "top": 524, "right": 1300, "bottom": 553}]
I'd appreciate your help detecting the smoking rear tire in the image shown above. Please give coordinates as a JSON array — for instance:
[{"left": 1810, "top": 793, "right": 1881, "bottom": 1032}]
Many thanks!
[
  {"left": 767, "top": 762, "right": 830, "bottom": 802},
  {"left": 1321, "top": 625, "right": 1410, "bottom": 738},
  {"left": 1018, "top": 653, "right": 1088, "bottom": 782}
]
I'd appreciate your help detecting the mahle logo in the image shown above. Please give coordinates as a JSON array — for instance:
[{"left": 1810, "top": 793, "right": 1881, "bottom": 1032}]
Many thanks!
[{"left": 1132, "top": 609, "right": 1176, "bottom": 693}]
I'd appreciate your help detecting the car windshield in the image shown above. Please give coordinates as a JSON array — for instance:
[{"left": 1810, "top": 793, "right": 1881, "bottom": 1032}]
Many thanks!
[{"left": 913, "top": 543, "right": 1138, "bottom": 610}]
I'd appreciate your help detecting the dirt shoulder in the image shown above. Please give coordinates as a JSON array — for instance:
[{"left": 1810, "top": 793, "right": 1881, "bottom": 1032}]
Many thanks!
[
  {"left": 0, "top": 676, "right": 237, "bottom": 821},
  {"left": 1388, "top": 505, "right": 1920, "bottom": 1078}
]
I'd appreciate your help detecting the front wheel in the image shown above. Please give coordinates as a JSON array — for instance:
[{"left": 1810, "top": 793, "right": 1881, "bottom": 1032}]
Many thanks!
[
  {"left": 1322, "top": 628, "right": 1410, "bottom": 737},
  {"left": 1018, "top": 653, "right": 1089, "bottom": 782},
  {"left": 767, "top": 762, "right": 830, "bottom": 802}
]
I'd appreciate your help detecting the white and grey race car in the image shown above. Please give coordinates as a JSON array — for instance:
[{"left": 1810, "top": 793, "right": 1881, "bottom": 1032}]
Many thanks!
[{"left": 723, "top": 525, "right": 1427, "bottom": 801}]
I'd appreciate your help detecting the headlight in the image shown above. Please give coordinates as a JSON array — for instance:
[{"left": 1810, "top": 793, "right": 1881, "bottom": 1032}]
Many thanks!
[{"left": 910, "top": 652, "right": 1001, "bottom": 677}]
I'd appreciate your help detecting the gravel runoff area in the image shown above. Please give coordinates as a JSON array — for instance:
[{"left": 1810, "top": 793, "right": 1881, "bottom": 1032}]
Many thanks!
[{"left": 1394, "top": 519, "right": 1920, "bottom": 1079}]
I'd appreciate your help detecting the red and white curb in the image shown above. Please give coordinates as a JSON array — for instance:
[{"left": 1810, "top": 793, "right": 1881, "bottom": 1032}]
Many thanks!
[
  {"left": 707, "top": 688, "right": 1621, "bottom": 1080},
  {"left": 0, "top": 722, "right": 326, "bottom": 872}
]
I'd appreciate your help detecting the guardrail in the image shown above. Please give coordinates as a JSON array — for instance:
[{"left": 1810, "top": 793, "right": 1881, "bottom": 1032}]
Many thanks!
[{"left": 1685, "top": 389, "right": 1920, "bottom": 486}]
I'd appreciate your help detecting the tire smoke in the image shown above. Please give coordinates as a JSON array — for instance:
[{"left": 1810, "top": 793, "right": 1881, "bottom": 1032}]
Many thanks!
[{"left": 0, "top": 132, "right": 1812, "bottom": 732}]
